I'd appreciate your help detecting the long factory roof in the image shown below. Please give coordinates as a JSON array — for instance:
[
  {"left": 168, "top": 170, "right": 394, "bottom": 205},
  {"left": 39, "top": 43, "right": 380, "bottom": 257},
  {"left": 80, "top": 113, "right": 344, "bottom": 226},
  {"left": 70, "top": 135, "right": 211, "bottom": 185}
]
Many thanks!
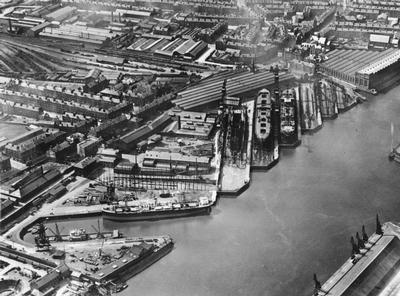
[
  {"left": 173, "top": 70, "right": 294, "bottom": 110},
  {"left": 322, "top": 48, "right": 400, "bottom": 76},
  {"left": 318, "top": 222, "right": 400, "bottom": 296}
]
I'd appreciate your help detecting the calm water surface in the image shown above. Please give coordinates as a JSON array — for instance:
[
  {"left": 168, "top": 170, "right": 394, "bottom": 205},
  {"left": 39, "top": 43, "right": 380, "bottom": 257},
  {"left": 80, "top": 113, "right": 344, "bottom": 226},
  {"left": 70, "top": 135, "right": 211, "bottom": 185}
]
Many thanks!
[{"left": 41, "top": 87, "right": 400, "bottom": 296}]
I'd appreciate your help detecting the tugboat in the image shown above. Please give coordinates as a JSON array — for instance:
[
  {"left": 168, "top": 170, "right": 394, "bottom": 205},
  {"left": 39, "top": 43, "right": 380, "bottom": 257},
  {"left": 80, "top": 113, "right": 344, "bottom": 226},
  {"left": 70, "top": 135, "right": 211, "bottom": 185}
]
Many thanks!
[
  {"left": 280, "top": 88, "right": 300, "bottom": 148},
  {"left": 255, "top": 89, "right": 272, "bottom": 140}
]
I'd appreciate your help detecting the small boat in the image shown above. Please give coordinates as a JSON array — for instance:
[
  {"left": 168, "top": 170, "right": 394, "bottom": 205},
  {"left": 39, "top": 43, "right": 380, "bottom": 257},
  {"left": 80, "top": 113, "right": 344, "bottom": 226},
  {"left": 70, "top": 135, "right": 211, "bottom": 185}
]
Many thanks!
[{"left": 69, "top": 228, "right": 88, "bottom": 241}]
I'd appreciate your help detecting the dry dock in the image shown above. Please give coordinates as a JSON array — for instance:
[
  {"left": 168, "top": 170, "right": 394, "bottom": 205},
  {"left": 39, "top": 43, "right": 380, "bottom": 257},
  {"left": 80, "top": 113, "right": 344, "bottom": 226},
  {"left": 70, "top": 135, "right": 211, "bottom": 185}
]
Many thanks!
[
  {"left": 298, "top": 82, "right": 323, "bottom": 133},
  {"left": 219, "top": 100, "right": 254, "bottom": 195}
]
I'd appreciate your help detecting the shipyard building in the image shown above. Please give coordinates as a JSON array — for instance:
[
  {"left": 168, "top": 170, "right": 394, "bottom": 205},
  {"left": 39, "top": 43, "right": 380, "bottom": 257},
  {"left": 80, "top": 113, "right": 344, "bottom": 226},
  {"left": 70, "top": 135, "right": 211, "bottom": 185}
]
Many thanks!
[
  {"left": 173, "top": 70, "right": 294, "bottom": 110},
  {"left": 320, "top": 48, "right": 400, "bottom": 91},
  {"left": 317, "top": 223, "right": 400, "bottom": 296}
]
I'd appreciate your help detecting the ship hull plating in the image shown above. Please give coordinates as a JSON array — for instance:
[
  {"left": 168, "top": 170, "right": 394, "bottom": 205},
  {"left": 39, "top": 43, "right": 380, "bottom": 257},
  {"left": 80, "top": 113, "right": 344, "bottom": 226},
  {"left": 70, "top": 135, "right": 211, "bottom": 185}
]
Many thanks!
[
  {"left": 280, "top": 89, "right": 301, "bottom": 148},
  {"left": 102, "top": 206, "right": 212, "bottom": 221}
]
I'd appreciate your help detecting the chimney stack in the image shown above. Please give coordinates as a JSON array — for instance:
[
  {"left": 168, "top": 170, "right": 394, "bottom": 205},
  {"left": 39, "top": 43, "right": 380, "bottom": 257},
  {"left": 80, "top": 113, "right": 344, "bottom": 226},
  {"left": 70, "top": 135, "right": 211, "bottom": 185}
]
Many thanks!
[
  {"left": 376, "top": 214, "right": 383, "bottom": 235},
  {"left": 362, "top": 225, "right": 368, "bottom": 242}
]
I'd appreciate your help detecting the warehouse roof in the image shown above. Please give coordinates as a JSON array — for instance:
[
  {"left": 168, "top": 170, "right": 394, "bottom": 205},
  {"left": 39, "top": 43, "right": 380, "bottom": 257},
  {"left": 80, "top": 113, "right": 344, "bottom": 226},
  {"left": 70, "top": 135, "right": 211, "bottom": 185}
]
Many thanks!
[
  {"left": 144, "top": 151, "right": 210, "bottom": 164},
  {"left": 186, "top": 41, "right": 208, "bottom": 58},
  {"left": 115, "top": 9, "right": 152, "bottom": 18},
  {"left": 120, "top": 125, "right": 151, "bottom": 144},
  {"left": 33, "top": 264, "right": 70, "bottom": 291},
  {"left": 358, "top": 50, "right": 400, "bottom": 75},
  {"left": 73, "top": 157, "right": 97, "bottom": 169},
  {"left": 45, "top": 6, "right": 76, "bottom": 21},
  {"left": 173, "top": 70, "right": 293, "bottom": 110},
  {"left": 370, "top": 34, "right": 390, "bottom": 44},
  {"left": 120, "top": 113, "right": 171, "bottom": 145},
  {"left": 174, "top": 39, "right": 198, "bottom": 55},
  {"left": 322, "top": 48, "right": 400, "bottom": 76}
]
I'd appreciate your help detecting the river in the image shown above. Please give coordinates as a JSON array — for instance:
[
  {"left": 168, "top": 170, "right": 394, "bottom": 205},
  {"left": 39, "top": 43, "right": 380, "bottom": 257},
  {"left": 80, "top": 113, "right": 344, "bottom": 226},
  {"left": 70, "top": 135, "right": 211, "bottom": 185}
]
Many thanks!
[{"left": 38, "top": 87, "right": 400, "bottom": 296}]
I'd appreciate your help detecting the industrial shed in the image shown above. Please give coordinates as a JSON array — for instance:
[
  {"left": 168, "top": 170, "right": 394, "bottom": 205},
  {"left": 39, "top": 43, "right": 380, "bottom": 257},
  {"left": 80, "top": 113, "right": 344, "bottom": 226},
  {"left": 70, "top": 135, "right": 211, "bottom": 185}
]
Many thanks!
[
  {"left": 118, "top": 113, "right": 172, "bottom": 151},
  {"left": 173, "top": 70, "right": 294, "bottom": 110},
  {"left": 320, "top": 48, "right": 400, "bottom": 90}
]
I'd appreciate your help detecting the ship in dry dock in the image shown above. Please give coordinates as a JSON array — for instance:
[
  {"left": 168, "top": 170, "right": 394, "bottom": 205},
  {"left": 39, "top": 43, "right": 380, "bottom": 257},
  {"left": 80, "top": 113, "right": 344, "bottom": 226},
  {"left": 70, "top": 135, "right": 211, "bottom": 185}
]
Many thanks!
[
  {"left": 280, "top": 89, "right": 301, "bottom": 148},
  {"left": 255, "top": 89, "right": 272, "bottom": 141},
  {"left": 252, "top": 88, "right": 280, "bottom": 169}
]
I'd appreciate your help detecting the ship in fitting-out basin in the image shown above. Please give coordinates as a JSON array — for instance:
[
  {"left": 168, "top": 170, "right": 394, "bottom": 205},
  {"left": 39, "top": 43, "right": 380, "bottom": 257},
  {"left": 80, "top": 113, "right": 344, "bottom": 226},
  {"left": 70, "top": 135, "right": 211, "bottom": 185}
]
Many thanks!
[
  {"left": 251, "top": 88, "right": 279, "bottom": 169},
  {"left": 280, "top": 88, "right": 300, "bottom": 148},
  {"left": 255, "top": 89, "right": 272, "bottom": 141},
  {"left": 102, "top": 195, "right": 213, "bottom": 222}
]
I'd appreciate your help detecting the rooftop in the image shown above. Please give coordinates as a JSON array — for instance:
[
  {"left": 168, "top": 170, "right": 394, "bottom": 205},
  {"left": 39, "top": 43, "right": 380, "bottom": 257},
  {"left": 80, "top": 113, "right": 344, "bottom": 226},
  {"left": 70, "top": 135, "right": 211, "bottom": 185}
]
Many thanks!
[
  {"left": 73, "top": 157, "right": 97, "bottom": 169},
  {"left": 144, "top": 151, "right": 210, "bottom": 164},
  {"left": 358, "top": 50, "right": 400, "bottom": 75},
  {"left": 322, "top": 48, "right": 400, "bottom": 76},
  {"left": 319, "top": 223, "right": 400, "bottom": 296}
]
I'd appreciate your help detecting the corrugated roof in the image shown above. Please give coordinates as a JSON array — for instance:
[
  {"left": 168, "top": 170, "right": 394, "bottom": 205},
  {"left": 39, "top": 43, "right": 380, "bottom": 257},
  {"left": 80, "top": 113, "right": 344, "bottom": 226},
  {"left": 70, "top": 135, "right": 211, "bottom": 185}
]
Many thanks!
[
  {"left": 323, "top": 48, "right": 400, "bottom": 77},
  {"left": 175, "top": 39, "right": 198, "bottom": 55},
  {"left": 174, "top": 70, "right": 293, "bottom": 110},
  {"left": 370, "top": 34, "right": 390, "bottom": 44},
  {"left": 358, "top": 49, "right": 400, "bottom": 75},
  {"left": 120, "top": 125, "right": 151, "bottom": 144}
]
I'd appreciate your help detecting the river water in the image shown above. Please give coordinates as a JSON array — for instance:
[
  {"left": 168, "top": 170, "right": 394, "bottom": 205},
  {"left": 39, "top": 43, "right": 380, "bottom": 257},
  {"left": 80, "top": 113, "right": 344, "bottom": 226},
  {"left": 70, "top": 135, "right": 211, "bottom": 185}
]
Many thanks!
[{"left": 39, "top": 87, "right": 400, "bottom": 296}]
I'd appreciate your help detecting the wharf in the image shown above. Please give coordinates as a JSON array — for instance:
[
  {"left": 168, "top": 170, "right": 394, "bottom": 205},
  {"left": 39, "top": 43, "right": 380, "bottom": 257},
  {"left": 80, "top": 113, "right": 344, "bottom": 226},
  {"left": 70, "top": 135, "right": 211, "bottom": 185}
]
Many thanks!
[
  {"left": 62, "top": 234, "right": 173, "bottom": 283},
  {"left": 298, "top": 82, "right": 323, "bottom": 133},
  {"left": 46, "top": 230, "right": 120, "bottom": 242},
  {"left": 316, "top": 223, "right": 400, "bottom": 296},
  {"left": 219, "top": 100, "right": 254, "bottom": 196},
  {"left": 319, "top": 79, "right": 339, "bottom": 120},
  {"left": 279, "top": 87, "right": 302, "bottom": 149}
]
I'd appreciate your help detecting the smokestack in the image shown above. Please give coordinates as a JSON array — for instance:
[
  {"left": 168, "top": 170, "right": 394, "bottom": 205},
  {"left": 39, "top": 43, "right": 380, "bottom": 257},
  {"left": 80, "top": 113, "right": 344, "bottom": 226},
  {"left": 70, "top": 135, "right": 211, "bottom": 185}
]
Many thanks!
[
  {"left": 362, "top": 225, "right": 368, "bottom": 242},
  {"left": 111, "top": 11, "right": 113, "bottom": 22},
  {"left": 376, "top": 214, "right": 383, "bottom": 235},
  {"left": 8, "top": 18, "right": 12, "bottom": 33},
  {"left": 119, "top": 13, "right": 121, "bottom": 23},
  {"left": 252, "top": 56, "right": 255, "bottom": 73},
  {"left": 351, "top": 236, "right": 360, "bottom": 255},
  {"left": 313, "top": 273, "right": 321, "bottom": 291},
  {"left": 356, "top": 232, "right": 365, "bottom": 250},
  {"left": 274, "top": 65, "right": 279, "bottom": 87},
  {"left": 178, "top": 116, "right": 181, "bottom": 129},
  {"left": 221, "top": 79, "right": 227, "bottom": 101}
]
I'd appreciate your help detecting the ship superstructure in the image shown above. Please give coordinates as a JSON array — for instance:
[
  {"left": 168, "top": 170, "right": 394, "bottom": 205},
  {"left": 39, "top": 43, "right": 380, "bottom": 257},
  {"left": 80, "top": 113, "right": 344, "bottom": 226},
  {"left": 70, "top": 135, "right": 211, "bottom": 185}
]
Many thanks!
[
  {"left": 255, "top": 89, "right": 272, "bottom": 141},
  {"left": 280, "top": 88, "right": 300, "bottom": 147}
]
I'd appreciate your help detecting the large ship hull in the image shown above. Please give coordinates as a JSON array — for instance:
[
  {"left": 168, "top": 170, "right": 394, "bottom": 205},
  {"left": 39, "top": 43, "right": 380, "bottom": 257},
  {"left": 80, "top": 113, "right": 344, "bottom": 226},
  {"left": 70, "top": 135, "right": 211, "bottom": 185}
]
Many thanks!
[
  {"left": 102, "top": 205, "right": 212, "bottom": 221},
  {"left": 117, "top": 240, "right": 174, "bottom": 282},
  {"left": 280, "top": 89, "right": 301, "bottom": 148},
  {"left": 254, "top": 89, "right": 272, "bottom": 141}
]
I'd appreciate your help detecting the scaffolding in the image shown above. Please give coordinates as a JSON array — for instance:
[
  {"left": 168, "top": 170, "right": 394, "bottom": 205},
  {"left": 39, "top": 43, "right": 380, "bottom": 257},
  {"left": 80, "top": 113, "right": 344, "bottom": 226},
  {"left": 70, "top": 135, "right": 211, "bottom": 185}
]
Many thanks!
[{"left": 100, "top": 162, "right": 215, "bottom": 192}]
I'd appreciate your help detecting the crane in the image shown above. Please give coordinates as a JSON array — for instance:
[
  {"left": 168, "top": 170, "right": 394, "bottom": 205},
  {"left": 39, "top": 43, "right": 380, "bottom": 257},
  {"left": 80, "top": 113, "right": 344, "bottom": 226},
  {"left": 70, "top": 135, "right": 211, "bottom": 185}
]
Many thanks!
[
  {"left": 47, "top": 223, "right": 64, "bottom": 242},
  {"left": 91, "top": 219, "right": 104, "bottom": 239}
]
